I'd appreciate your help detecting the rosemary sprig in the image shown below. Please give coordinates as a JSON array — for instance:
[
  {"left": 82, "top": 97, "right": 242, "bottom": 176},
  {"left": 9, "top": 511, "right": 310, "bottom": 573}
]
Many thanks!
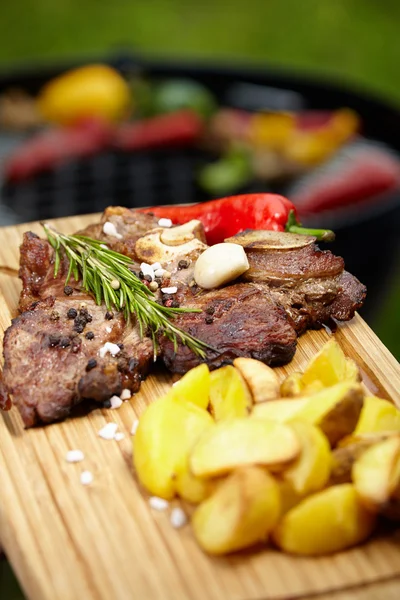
[{"left": 42, "top": 224, "right": 211, "bottom": 359}]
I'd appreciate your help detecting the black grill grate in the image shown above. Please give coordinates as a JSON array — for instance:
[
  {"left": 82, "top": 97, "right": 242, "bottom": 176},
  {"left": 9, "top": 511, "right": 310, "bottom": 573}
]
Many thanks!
[{"left": 1, "top": 147, "right": 213, "bottom": 222}]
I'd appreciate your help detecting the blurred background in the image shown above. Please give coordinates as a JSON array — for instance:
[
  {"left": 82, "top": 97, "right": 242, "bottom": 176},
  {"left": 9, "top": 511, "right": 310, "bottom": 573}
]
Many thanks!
[{"left": 1, "top": 2, "right": 400, "bottom": 593}]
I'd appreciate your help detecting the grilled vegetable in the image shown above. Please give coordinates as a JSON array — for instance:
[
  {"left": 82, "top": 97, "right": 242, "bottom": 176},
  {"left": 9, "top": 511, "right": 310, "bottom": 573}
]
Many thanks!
[
  {"left": 152, "top": 79, "right": 216, "bottom": 118},
  {"left": 138, "top": 194, "right": 335, "bottom": 246},
  {"left": 37, "top": 64, "right": 131, "bottom": 125},
  {"left": 114, "top": 109, "right": 203, "bottom": 151}
]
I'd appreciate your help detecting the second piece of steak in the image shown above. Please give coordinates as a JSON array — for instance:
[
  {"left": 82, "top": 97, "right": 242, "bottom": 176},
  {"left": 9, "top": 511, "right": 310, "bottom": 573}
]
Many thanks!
[{"left": 160, "top": 284, "right": 297, "bottom": 373}]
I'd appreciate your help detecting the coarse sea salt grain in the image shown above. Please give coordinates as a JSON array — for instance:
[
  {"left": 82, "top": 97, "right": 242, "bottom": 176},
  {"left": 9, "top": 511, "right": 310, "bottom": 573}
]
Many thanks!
[
  {"left": 114, "top": 432, "right": 125, "bottom": 442},
  {"left": 98, "top": 422, "right": 118, "bottom": 440},
  {"left": 120, "top": 389, "right": 132, "bottom": 401},
  {"left": 158, "top": 218, "right": 172, "bottom": 228},
  {"left": 151, "top": 262, "right": 162, "bottom": 271},
  {"left": 170, "top": 507, "right": 187, "bottom": 529},
  {"left": 110, "top": 395, "right": 123, "bottom": 409},
  {"left": 131, "top": 419, "right": 139, "bottom": 435},
  {"left": 161, "top": 286, "right": 177, "bottom": 294},
  {"left": 105, "top": 326, "right": 112, "bottom": 334},
  {"left": 140, "top": 262, "right": 155, "bottom": 280},
  {"left": 99, "top": 342, "right": 121, "bottom": 358},
  {"left": 66, "top": 449, "right": 84, "bottom": 463},
  {"left": 149, "top": 496, "right": 169, "bottom": 511},
  {"left": 103, "top": 221, "right": 122, "bottom": 239},
  {"left": 80, "top": 471, "right": 93, "bottom": 486},
  {"left": 154, "top": 268, "right": 165, "bottom": 278}
]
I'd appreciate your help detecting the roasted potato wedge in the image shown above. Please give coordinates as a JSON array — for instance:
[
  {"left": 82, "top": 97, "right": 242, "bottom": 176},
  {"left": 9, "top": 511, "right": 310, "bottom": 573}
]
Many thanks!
[
  {"left": 295, "top": 382, "right": 364, "bottom": 446},
  {"left": 301, "top": 339, "right": 360, "bottom": 388},
  {"left": 190, "top": 418, "right": 300, "bottom": 478},
  {"left": 354, "top": 396, "right": 400, "bottom": 435},
  {"left": 175, "top": 462, "right": 214, "bottom": 504},
  {"left": 352, "top": 435, "right": 400, "bottom": 517},
  {"left": 209, "top": 365, "right": 252, "bottom": 421},
  {"left": 251, "top": 398, "right": 308, "bottom": 422},
  {"left": 171, "top": 363, "right": 210, "bottom": 410},
  {"left": 283, "top": 421, "right": 331, "bottom": 495},
  {"left": 277, "top": 480, "right": 305, "bottom": 516},
  {"left": 133, "top": 397, "right": 214, "bottom": 499},
  {"left": 330, "top": 432, "right": 396, "bottom": 485},
  {"left": 192, "top": 466, "right": 281, "bottom": 554},
  {"left": 233, "top": 357, "right": 280, "bottom": 403},
  {"left": 280, "top": 372, "right": 304, "bottom": 397},
  {"left": 273, "top": 484, "right": 376, "bottom": 556}
]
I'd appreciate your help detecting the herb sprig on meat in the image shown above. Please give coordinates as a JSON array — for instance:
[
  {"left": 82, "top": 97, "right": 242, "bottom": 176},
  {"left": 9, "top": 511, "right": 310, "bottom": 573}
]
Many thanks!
[{"left": 42, "top": 224, "right": 210, "bottom": 358}]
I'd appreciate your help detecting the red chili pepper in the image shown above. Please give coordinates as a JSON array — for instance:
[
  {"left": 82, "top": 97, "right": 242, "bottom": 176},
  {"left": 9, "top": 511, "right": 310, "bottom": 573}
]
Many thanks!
[
  {"left": 138, "top": 193, "right": 335, "bottom": 245},
  {"left": 4, "top": 118, "right": 113, "bottom": 182},
  {"left": 114, "top": 110, "right": 203, "bottom": 151}
]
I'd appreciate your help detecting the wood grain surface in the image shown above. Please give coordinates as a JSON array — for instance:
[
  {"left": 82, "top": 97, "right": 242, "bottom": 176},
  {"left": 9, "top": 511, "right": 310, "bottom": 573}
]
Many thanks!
[{"left": 0, "top": 214, "right": 400, "bottom": 600}]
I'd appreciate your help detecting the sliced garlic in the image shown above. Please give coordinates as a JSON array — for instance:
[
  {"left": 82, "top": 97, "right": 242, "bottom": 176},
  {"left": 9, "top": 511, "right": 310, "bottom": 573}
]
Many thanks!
[{"left": 194, "top": 243, "right": 249, "bottom": 290}]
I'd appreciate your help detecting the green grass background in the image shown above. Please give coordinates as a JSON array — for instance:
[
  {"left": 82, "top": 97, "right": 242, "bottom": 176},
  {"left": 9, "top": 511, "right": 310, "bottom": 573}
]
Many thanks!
[{"left": 0, "top": 1, "right": 399, "bottom": 597}]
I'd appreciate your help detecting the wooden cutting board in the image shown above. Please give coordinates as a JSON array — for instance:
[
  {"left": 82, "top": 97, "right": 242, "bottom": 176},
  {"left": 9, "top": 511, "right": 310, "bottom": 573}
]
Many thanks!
[{"left": 1, "top": 215, "right": 400, "bottom": 600}]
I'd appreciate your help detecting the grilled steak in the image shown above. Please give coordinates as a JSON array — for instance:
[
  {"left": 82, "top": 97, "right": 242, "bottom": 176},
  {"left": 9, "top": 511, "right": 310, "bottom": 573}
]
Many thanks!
[
  {"left": 3, "top": 211, "right": 157, "bottom": 427},
  {"left": 2, "top": 206, "right": 366, "bottom": 427}
]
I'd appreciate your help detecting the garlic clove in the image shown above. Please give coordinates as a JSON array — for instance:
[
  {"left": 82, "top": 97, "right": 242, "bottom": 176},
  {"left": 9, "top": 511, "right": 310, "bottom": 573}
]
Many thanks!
[{"left": 194, "top": 243, "right": 250, "bottom": 290}]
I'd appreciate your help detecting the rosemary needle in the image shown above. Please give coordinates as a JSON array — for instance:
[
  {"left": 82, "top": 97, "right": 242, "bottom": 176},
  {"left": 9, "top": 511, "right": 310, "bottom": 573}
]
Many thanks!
[{"left": 42, "top": 224, "right": 211, "bottom": 359}]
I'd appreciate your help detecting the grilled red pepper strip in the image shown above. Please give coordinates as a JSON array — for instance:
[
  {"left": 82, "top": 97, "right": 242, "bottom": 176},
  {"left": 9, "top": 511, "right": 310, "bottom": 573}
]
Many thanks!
[
  {"left": 114, "top": 109, "right": 203, "bottom": 151},
  {"left": 4, "top": 118, "right": 113, "bottom": 182},
  {"left": 138, "top": 193, "right": 334, "bottom": 245}
]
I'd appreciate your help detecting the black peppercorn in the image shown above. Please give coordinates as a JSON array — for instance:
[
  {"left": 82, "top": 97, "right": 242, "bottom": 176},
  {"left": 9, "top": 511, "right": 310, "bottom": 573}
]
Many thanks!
[
  {"left": 85, "top": 331, "right": 95, "bottom": 340},
  {"left": 144, "top": 274, "right": 152, "bottom": 283},
  {"left": 48, "top": 334, "right": 60, "bottom": 347},
  {"left": 60, "top": 338, "right": 71, "bottom": 348},
  {"left": 103, "top": 399, "right": 112, "bottom": 409},
  {"left": 86, "top": 358, "right": 97, "bottom": 371},
  {"left": 171, "top": 300, "right": 180, "bottom": 308},
  {"left": 205, "top": 315, "right": 214, "bottom": 324},
  {"left": 155, "top": 277, "right": 163, "bottom": 286},
  {"left": 117, "top": 343, "right": 124, "bottom": 350},
  {"left": 105, "top": 311, "right": 114, "bottom": 320},
  {"left": 205, "top": 306, "right": 215, "bottom": 315},
  {"left": 138, "top": 271, "right": 144, "bottom": 280},
  {"left": 178, "top": 259, "right": 189, "bottom": 270},
  {"left": 64, "top": 285, "right": 73, "bottom": 296},
  {"left": 67, "top": 308, "right": 78, "bottom": 319}
]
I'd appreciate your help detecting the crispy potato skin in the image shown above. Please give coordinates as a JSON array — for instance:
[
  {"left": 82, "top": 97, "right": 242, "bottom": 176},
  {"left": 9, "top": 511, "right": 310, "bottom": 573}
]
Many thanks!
[
  {"left": 352, "top": 435, "right": 400, "bottom": 516},
  {"left": 209, "top": 365, "right": 253, "bottom": 420}
]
